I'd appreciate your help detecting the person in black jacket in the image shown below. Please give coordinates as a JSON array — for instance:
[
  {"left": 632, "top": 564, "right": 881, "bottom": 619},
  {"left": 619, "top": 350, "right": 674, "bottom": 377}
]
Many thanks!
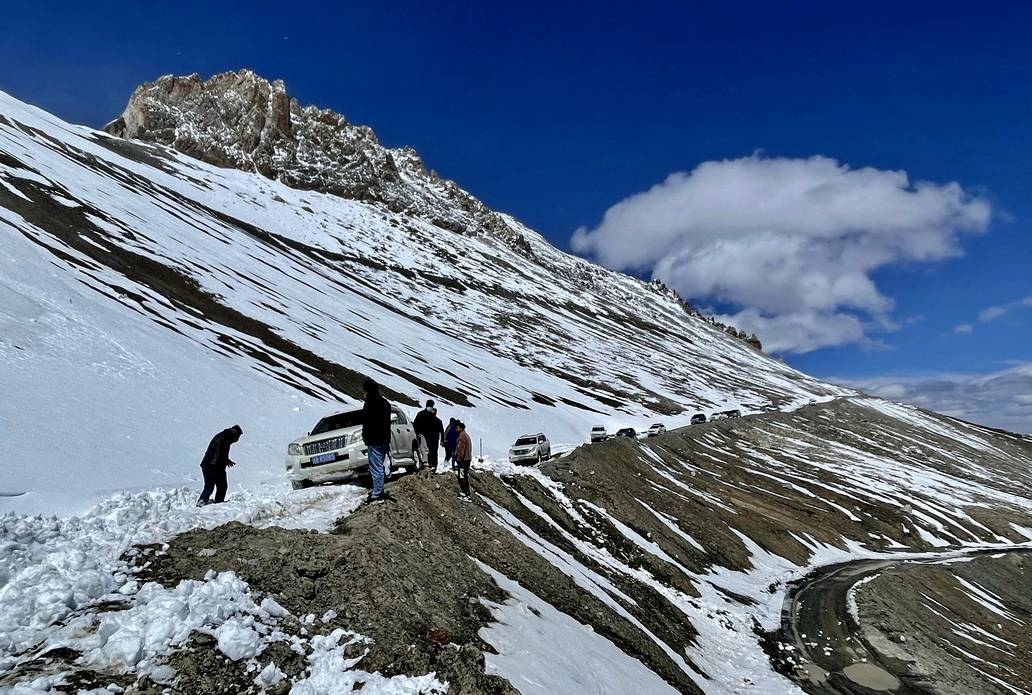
[
  {"left": 197, "top": 425, "right": 242, "bottom": 506},
  {"left": 361, "top": 378, "right": 392, "bottom": 501},
  {"left": 413, "top": 400, "right": 445, "bottom": 471}
]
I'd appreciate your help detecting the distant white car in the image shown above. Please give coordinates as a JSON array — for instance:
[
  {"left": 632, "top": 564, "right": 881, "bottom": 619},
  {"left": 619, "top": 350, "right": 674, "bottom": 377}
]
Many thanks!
[
  {"left": 285, "top": 405, "right": 422, "bottom": 489},
  {"left": 590, "top": 426, "right": 608, "bottom": 442},
  {"left": 509, "top": 433, "right": 551, "bottom": 465},
  {"left": 645, "top": 423, "right": 666, "bottom": 437}
]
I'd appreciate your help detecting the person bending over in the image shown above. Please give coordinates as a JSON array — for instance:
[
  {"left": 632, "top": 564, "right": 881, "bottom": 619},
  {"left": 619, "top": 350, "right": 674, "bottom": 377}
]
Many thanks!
[{"left": 197, "top": 425, "right": 242, "bottom": 506}]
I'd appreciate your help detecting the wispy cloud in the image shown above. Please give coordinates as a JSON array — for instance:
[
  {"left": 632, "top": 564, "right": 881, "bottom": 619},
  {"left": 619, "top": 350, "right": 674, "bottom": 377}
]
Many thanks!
[
  {"left": 839, "top": 362, "right": 1032, "bottom": 434},
  {"left": 954, "top": 323, "right": 973, "bottom": 334},
  {"left": 977, "top": 296, "right": 1032, "bottom": 324},
  {"left": 572, "top": 154, "right": 991, "bottom": 353}
]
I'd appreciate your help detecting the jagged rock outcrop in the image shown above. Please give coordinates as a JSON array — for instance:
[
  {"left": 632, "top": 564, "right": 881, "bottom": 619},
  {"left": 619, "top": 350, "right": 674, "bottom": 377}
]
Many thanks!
[
  {"left": 103, "top": 69, "right": 760, "bottom": 350},
  {"left": 105, "top": 69, "right": 528, "bottom": 250},
  {"left": 647, "top": 279, "right": 763, "bottom": 351}
]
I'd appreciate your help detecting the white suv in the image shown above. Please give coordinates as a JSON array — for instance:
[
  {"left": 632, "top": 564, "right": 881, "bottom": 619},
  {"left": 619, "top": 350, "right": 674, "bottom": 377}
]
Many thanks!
[
  {"left": 645, "top": 423, "right": 666, "bottom": 437},
  {"left": 286, "top": 406, "right": 422, "bottom": 489},
  {"left": 509, "top": 433, "right": 551, "bottom": 465},
  {"left": 590, "top": 426, "right": 607, "bottom": 442}
]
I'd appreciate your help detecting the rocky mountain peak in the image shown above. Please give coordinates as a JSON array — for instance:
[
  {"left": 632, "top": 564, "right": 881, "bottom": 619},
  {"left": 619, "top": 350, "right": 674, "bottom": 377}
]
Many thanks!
[{"left": 105, "top": 69, "right": 527, "bottom": 249}]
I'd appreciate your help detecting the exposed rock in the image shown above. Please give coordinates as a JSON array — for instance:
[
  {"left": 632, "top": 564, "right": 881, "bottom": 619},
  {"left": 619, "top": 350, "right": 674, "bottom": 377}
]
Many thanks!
[
  {"left": 104, "top": 69, "right": 528, "bottom": 251},
  {"left": 647, "top": 279, "right": 763, "bottom": 351}
]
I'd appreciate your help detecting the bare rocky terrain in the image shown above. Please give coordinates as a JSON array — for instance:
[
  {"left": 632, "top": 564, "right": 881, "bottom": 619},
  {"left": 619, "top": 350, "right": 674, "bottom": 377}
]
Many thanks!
[
  {"left": 9, "top": 399, "right": 1032, "bottom": 693},
  {"left": 852, "top": 551, "right": 1032, "bottom": 694}
]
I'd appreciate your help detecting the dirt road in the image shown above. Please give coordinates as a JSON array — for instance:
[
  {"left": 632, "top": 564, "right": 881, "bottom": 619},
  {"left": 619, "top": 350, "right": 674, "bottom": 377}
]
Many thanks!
[{"left": 776, "top": 548, "right": 1032, "bottom": 694}]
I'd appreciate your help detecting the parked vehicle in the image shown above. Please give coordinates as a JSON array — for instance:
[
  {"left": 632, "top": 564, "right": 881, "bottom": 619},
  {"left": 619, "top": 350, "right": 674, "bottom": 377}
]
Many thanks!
[
  {"left": 646, "top": 423, "right": 666, "bottom": 437},
  {"left": 509, "top": 433, "right": 551, "bottom": 465},
  {"left": 690, "top": 414, "right": 707, "bottom": 425},
  {"left": 808, "top": 399, "right": 818, "bottom": 406},
  {"left": 590, "top": 426, "right": 608, "bottom": 442},
  {"left": 285, "top": 406, "right": 421, "bottom": 489},
  {"left": 712, "top": 409, "right": 742, "bottom": 420},
  {"left": 615, "top": 427, "right": 637, "bottom": 439}
]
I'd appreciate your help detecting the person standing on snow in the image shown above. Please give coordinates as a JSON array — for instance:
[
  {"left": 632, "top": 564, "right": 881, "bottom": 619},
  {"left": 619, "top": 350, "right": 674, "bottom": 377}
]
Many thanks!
[
  {"left": 413, "top": 400, "right": 445, "bottom": 471},
  {"left": 443, "top": 417, "right": 459, "bottom": 470},
  {"left": 197, "top": 425, "right": 242, "bottom": 506},
  {"left": 454, "top": 421, "right": 473, "bottom": 500},
  {"left": 361, "top": 378, "right": 392, "bottom": 502}
]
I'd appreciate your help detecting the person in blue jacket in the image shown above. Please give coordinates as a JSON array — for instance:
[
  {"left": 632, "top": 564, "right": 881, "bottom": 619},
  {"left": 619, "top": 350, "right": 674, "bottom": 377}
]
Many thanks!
[{"left": 444, "top": 417, "right": 460, "bottom": 470}]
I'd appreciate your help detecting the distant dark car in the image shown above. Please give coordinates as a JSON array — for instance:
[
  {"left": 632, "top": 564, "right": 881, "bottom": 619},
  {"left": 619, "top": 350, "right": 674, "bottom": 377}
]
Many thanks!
[
  {"left": 690, "top": 414, "right": 706, "bottom": 425},
  {"left": 615, "top": 427, "right": 637, "bottom": 439}
]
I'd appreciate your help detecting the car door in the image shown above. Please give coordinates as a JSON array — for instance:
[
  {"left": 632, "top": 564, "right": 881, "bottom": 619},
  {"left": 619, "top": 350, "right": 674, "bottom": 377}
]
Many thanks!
[
  {"left": 389, "top": 408, "right": 407, "bottom": 458},
  {"left": 401, "top": 410, "right": 417, "bottom": 458}
]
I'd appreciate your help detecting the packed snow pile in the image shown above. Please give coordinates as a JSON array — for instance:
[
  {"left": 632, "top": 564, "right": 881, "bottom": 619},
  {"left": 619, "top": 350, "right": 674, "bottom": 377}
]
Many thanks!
[
  {"left": 0, "top": 482, "right": 364, "bottom": 664},
  {"left": 1, "top": 78, "right": 844, "bottom": 514}
]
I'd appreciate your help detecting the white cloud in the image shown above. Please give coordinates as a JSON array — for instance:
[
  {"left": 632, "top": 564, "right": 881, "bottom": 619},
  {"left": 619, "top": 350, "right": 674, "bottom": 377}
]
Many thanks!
[
  {"left": 711, "top": 309, "right": 864, "bottom": 354},
  {"left": 977, "top": 296, "right": 1032, "bottom": 324},
  {"left": 841, "top": 362, "right": 1032, "bottom": 434},
  {"left": 572, "top": 154, "right": 991, "bottom": 353},
  {"left": 954, "top": 323, "right": 974, "bottom": 334}
]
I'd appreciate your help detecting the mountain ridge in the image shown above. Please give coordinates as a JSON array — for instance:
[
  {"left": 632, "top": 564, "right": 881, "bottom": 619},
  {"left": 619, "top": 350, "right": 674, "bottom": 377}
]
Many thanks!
[
  {"left": 103, "top": 69, "right": 764, "bottom": 351},
  {"left": 3, "top": 79, "right": 1032, "bottom": 695}
]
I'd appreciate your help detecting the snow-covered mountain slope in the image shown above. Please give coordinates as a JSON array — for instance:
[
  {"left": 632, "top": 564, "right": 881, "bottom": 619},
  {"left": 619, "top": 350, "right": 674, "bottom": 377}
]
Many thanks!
[
  {"left": 0, "top": 79, "right": 843, "bottom": 514},
  {"left": 3, "top": 399, "right": 1030, "bottom": 694}
]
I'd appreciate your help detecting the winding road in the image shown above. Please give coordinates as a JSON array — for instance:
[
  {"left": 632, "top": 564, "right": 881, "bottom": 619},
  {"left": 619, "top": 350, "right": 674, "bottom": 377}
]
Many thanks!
[{"left": 775, "top": 547, "right": 1032, "bottom": 695}]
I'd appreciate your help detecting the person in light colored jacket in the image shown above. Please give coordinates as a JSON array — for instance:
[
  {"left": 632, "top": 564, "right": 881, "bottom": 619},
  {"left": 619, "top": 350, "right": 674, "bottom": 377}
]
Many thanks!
[{"left": 454, "top": 422, "right": 473, "bottom": 499}]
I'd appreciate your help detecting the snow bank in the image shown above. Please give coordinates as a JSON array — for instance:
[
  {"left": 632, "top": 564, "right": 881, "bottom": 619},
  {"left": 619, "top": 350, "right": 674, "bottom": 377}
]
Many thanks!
[{"left": 0, "top": 480, "right": 364, "bottom": 668}]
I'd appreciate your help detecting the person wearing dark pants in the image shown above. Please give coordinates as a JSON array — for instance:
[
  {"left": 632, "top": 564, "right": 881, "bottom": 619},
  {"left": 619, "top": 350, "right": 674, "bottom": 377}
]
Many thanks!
[
  {"left": 361, "top": 378, "right": 392, "bottom": 502},
  {"left": 413, "top": 400, "right": 445, "bottom": 471},
  {"left": 454, "top": 421, "right": 473, "bottom": 499},
  {"left": 443, "top": 418, "right": 458, "bottom": 470},
  {"left": 198, "top": 425, "right": 242, "bottom": 506}
]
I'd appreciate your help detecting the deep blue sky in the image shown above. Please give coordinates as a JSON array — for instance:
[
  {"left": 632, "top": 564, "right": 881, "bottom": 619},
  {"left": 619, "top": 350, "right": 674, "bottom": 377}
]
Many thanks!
[{"left": 2, "top": 0, "right": 1029, "bottom": 383}]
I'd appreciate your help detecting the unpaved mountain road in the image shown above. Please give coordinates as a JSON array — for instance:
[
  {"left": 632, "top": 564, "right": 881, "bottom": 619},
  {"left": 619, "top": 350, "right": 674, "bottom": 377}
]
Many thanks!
[{"left": 777, "top": 548, "right": 1032, "bottom": 694}]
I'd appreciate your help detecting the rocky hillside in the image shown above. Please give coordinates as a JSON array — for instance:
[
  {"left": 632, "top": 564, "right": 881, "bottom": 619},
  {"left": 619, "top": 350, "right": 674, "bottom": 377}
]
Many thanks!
[
  {"left": 6, "top": 71, "right": 1031, "bottom": 694},
  {"left": 0, "top": 72, "right": 843, "bottom": 513},
  {"left": 103, "top": 70, "right": 528, "bottom": 251},
  {"left": 4, "top": 399, "right": 1031, "bottom": 693}
]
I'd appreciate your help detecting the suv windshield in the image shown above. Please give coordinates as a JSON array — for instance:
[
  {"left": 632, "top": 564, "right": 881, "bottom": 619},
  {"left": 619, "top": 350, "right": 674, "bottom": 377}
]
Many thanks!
[
  {"left": 591, "top": 427, "right": 605, "bottom": 431},
  {"left": 515, "top": 437, "right": 537, "bottom": 446},
  {"left": 311, "top": 410, "right": 363, "bottom": 436}
]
